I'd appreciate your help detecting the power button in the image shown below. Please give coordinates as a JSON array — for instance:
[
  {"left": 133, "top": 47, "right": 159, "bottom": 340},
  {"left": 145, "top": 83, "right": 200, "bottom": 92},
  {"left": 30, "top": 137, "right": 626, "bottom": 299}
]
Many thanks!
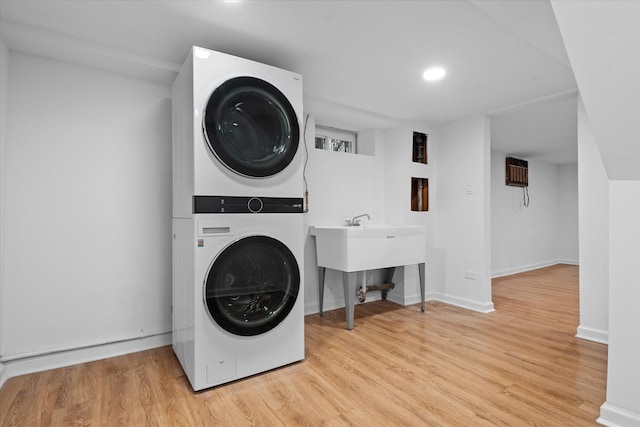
[{"left": 248, "top": 197, "right": 263, "bottom": 213}]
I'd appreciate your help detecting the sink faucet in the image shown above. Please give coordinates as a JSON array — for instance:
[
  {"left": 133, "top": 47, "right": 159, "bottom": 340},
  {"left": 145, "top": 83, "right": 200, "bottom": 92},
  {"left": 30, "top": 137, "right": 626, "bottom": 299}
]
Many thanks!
[{"left": 346, "top": 213, "right": 371, "bottom": 226}]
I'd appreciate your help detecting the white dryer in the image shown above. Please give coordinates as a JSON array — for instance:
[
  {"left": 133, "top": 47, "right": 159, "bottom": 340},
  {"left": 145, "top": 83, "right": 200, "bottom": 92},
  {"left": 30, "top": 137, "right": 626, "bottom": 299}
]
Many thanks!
[
  {"left": 172, "top": 196, "right": 304, "bottom": 391},
  {"left": 172, "top": 46, "right": 304, "bottom": 218}
]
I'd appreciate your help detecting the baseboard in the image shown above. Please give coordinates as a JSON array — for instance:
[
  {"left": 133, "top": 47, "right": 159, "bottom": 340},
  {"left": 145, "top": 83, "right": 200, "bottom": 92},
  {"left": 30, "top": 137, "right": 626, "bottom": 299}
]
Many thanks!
[
  {"left": 0, "top": 332, "right": 171, "bottom": 388},
  {"left": 597, "top": 402, "right": 640, "bottom": 426},
  {"left": 427, "top": 292, "right": 495, "bottom": 313},
  {"left": 305, "top": 292, "right": 494, "bottom": 316},
  {"left": 386, "top": 292, "right": 422, "bottom": 307},
  {"left": 492, "top": 260, "right": 578, "bottom": 278},
  {"left": 0, "top": 362, "right": 6, "bottom": 389},
  {"left": 576, "top": 326, "right": 609, "bottom": 345}
]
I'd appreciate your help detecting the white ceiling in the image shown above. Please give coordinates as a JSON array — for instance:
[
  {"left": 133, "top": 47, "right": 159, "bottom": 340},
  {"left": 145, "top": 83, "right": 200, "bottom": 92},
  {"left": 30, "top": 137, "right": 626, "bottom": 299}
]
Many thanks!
[
  {"left": 0, "top": 0, "right": 580, "bottom": 163},
  {"left": 490, "top": 92, "right": 577, "bottom": 164},
  {"left": 551, "top": 0, "right": 640, "bottom": 180}
]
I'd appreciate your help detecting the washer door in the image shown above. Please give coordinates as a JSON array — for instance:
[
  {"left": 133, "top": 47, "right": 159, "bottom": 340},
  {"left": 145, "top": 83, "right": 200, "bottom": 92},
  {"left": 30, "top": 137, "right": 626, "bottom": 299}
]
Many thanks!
[
  {"left": 203, "top": 76, "right": 300, "bottom": 178},
  {"left": 204, "top": 236, "right": 300, "bottom": 336}
]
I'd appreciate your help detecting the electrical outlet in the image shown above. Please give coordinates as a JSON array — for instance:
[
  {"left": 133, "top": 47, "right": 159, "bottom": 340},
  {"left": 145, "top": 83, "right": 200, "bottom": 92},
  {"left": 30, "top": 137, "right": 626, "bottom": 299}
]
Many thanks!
[{"left": 464, "top": 271, "right": 476, "bottom": 280}]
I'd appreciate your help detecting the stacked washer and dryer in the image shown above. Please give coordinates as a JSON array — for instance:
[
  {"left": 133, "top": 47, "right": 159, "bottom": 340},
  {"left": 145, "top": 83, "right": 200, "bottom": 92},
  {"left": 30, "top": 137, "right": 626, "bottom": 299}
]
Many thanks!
[{"left": 171, "top": 46, "right": 305, "bottom": 391}]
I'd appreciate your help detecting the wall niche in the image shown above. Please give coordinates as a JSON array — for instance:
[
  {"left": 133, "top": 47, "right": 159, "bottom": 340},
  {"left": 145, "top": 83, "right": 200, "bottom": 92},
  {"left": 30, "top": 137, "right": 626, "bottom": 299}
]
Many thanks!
[
  {"left": 411, "top": 177, "right": 429, "bottom": 211},
  {"left": 412, "top": 131, "right": 428, "bottom": 164}
]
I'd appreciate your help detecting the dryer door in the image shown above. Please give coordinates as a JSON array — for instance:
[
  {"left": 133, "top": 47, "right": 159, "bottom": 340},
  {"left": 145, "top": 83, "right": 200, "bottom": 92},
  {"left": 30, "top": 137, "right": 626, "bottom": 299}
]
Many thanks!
[
  {"left": 204, "top": 236, "right": 300, "bottom": 336},
  {"left": 203, "top": 77, "right": 300, "bottom": 178}
]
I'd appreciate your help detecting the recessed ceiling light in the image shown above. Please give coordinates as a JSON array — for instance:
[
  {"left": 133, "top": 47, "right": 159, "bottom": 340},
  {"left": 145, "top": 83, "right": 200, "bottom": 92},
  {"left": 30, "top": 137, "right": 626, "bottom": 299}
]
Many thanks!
[
  {"left": 194, "top": 48, "right": 211, "bottom": 59},
  {"left": 423, "top": 67, "right": 446, "bottom": 81}
]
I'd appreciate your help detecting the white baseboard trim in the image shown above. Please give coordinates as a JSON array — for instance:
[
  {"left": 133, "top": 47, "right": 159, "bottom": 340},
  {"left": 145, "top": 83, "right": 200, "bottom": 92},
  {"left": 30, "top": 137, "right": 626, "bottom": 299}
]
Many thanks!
[
  {"left": 386, "top": 293, "right": 422, "bottom": 307},
  {"left": 597, "top": 402, "right": 640, "bottom": 426},
  {"left": 305, "top": 292, "right": 494, "bottom": 315},
  {"left": 428, "top": 292, "right": 495, "bottom": 313},
  {"left": 0, "top": 362, "right": 6, "bottom": 389},
  {"left": 0, "top": 332, "right": 171, "bottom": 388},
  {"left": 492, "top": 260, "right": 578, "bottom": 278},
  {"left": 576, "top": 326, "right": 609, "bottom": 345},
  {"left": 310, "top": 261, "right": 549, "bottom": 316}
]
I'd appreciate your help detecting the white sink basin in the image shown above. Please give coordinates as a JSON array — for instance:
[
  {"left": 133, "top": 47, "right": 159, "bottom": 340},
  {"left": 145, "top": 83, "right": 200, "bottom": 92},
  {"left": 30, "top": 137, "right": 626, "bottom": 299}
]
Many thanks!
[{"left": 309, "top": 224, "right": 427, "bottom": 272}]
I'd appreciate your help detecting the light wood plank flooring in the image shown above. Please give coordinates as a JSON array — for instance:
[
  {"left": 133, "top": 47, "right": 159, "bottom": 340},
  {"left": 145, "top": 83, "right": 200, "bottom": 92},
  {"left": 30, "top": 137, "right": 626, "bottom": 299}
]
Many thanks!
[{"left": 1, "top": 264, "right": 607, "bottom": 426}]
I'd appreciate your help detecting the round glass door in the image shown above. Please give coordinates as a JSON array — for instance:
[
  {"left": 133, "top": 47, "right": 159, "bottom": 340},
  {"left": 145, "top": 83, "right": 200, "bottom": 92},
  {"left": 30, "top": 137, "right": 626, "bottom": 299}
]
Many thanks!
[
  {"left": 204, "top": 236, "right": 300, "bottom": 336},
  {"left": 203, "top": 76, "right": 300, "bottom": 178}
]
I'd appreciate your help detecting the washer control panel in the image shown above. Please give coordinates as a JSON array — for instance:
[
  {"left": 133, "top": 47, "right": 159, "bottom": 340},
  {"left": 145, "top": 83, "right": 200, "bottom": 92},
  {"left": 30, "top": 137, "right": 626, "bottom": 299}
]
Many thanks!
[{"left": 193, "top": 196, "right": 303, "bottom": 214}]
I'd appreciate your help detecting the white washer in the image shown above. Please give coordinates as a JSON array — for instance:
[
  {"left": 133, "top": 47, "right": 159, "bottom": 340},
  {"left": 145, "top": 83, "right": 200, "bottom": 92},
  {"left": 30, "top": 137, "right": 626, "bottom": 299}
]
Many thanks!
[
  {"left": 172, "top": 46, "right": 304, "bottom": 218},
  {"left": 172, "top": 210, "right": 304, "bottom": 391}
]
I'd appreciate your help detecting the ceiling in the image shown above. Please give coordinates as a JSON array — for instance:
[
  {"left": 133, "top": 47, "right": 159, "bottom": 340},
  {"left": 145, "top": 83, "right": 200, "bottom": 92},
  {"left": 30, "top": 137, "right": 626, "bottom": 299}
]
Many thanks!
[{"left": 0, "top": 0, "right": 579, "bottom": 163}]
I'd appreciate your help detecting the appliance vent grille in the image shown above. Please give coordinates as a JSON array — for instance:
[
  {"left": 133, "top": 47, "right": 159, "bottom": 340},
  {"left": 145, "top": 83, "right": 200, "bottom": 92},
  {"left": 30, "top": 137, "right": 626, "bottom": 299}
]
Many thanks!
[{"left": 505, "top": 157, "right": 528, "bottom": 187}]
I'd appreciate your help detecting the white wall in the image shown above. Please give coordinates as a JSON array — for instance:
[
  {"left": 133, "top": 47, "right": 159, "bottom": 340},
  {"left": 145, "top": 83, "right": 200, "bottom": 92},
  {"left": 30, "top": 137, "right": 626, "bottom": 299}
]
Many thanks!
[
  {"left": 491, "top": 152, "right": 579, "bottom": 277},
  {"left": 602, "top": 180, "right": 640, "bottom": 426},
  {"left": 1, "top": 52, "right": 172, "bottom": 377},
  {"left": 551, "top": 0, "right": 640, "bottom": 182},
  {"left": 576, "top": 97, "right": 609, "bottom": 344},
  {"left": 557, "top": 162, "right": 579, "bottom": 263},
  {"left": 304, "top": 116, "right": 497, "bottom": 316},
  {"left": 551, "top": 3, "right": 640, "bottom": 423},
  {"left": 382, "top": 124, "right": 433, "bottom": 305},
  {"left": 0, "top": 35, "right": 9, "bottom": 384},
  {"left": 432, "top": 116, "right": 493, "bottom": 312},
  {"left": 382, "top": 125, "right": 432, "bottom": 226},
  {"left": 302, "top": 119, "right": 434, "bottom": 314},
  {"left": 491, "top": 153, "right": 558, "bottom": 276},
  {"left": 302, "top": 115, "right": 387, "bottom": 313}
]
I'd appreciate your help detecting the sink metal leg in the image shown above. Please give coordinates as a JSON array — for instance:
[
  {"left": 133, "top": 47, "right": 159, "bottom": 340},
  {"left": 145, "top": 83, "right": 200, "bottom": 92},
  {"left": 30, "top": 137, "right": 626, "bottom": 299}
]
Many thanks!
[
  {"left": 318, "top": 267, "right": 326, "bottom": 316},
  {"left": 418, "top": 262, "right": 426, "bottom": 312},
  {"left": 342, "top": 271, "right": 357, "bottom": 330}
]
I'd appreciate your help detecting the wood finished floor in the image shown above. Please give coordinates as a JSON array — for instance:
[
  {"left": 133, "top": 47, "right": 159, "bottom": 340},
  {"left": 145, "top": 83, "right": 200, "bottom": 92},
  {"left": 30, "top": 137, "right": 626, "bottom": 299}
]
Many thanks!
[{"left": 1, "top": 264, "right": 607, "bottom": 426}]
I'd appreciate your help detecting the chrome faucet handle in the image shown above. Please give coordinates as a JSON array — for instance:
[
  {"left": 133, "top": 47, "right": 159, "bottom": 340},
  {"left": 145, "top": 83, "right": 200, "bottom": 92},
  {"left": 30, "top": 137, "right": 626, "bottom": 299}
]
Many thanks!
[
  {"left": 355, "top": 214, "right": 369, "bottom": 223},
  {"left": 346, "top": 214, "right": 370, "bottom": 226}
]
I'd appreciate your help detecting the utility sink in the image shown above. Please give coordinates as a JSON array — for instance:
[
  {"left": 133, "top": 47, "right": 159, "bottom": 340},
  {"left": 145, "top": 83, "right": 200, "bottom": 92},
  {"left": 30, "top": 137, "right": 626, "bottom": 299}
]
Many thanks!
[
  {"left": 310, "top": 224, "right": 428, "bottom": 330},
  {"left": 309, "top": 224, "right": 427, "bottom": 272}
]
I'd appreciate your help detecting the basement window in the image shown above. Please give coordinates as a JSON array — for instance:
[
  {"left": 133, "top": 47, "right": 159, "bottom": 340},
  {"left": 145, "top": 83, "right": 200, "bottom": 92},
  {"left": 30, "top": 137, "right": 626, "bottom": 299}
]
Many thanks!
[{"left": 315, "top": 125, "right": 357, "bottom": 154}]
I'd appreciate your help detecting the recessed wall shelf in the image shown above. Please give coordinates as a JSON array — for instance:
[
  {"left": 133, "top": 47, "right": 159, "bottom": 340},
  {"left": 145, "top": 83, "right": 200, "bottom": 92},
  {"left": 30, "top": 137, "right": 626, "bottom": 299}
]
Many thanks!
[
  {"left": 411, "top": 177, "right": 429, "bottom": 211},
  {"left": 412, "top": 131, "right": 428, "bottom": 164}
]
